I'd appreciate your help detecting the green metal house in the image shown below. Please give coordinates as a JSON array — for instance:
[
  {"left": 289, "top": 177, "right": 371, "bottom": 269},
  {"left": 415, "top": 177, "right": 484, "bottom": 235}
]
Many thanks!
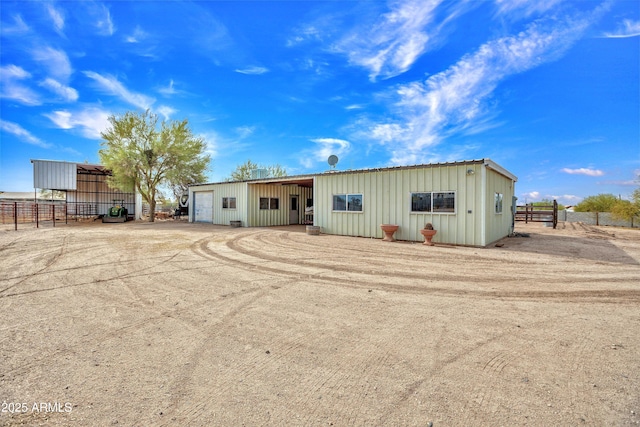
[{"left": 188, "top": 159, "right": 517, "bottom": 247}]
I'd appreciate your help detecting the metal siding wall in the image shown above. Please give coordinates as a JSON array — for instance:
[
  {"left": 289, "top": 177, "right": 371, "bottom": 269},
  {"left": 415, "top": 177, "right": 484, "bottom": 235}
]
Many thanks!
[
  {"left": 484, "top": 168, "right": 515, "bottom": 245},
  {"left": 247, "top": 184, "right": 312, "bottom": 227},
  {"left": 33, "top": 160, "right": 77, "bottom": 190},
  {"left": 316, "top": 164, "right": 488, "bottom": 245},
  {"left": 212, "top": 182, "right": 247, "bottom": 226}
]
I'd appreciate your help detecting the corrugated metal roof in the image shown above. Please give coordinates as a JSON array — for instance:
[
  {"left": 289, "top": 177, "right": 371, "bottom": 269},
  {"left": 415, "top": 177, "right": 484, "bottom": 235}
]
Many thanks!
[{"left": 190, "top": 158, "right": 517, "bottom": 187}]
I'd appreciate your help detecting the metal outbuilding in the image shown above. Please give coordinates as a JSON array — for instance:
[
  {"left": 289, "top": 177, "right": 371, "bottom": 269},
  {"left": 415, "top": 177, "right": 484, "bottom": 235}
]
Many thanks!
[
  {"left": 31, "top": 159, "right": 140, "bottom": 219},
  {"left": 189, "top": 159, "right": 517, "bottom": 247}
]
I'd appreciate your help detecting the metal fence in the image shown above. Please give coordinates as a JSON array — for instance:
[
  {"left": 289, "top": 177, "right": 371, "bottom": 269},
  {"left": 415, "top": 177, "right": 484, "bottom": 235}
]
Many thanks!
[{"left": 0, "top": 202, "right": 68, "bottom": 230}]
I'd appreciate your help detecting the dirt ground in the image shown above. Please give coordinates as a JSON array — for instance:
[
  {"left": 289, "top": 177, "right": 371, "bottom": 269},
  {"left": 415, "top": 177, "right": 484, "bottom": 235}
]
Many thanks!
[{"left": 0, "top": 220, "right": 639, "bottom": 426}]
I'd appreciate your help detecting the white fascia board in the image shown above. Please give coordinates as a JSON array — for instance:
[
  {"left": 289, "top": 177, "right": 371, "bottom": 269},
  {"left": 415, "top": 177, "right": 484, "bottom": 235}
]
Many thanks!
[{"left": 483, "top": 159, "right": 518, "bottom": 182}]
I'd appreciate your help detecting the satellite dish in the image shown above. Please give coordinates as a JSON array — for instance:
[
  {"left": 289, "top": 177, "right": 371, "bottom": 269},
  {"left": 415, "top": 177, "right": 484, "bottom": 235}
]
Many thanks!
[{"left": 328, "top": 155, "right": 339, "bottom": 169}]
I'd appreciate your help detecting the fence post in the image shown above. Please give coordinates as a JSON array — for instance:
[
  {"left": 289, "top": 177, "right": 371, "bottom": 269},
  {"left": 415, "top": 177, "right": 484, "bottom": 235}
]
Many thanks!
[
  {"left": 14, "top": 202, "right": 17, "bottom": 231},
  {"left": 36, "top": 203, "right": 39, "bottom": 228},
  {"left": 53, "top": 204, "right": 56, "bottom": 227}
]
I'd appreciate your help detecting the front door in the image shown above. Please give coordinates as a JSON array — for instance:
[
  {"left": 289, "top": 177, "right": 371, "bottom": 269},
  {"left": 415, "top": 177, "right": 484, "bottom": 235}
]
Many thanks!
[{"left": 289, "top": 195, "right": 299, "bottom": 225}]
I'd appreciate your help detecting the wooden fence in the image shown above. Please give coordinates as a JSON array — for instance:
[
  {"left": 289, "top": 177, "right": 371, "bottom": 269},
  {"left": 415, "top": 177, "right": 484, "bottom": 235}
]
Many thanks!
[{"left": 515, "top": 200, "right": 558, "bottom": 229}]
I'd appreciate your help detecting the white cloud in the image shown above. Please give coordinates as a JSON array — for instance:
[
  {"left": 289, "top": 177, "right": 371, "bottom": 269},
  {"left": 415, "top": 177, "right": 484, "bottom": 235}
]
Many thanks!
[
  {"left": 92, "top": 3, "right": 115, "bottom": 36},
  {"left": 235, "top": 66, "right": 269, "bottom": 75},
  {"left": 45, "top": 107, "right": 111, "bottom": 139},
  {"left": 125, "top": 25, "right": 147, "bottom": 43},
  {"left": 604, "top": 19, "right": 640, "bottom": 38},
  {"left": 39, "top": 78, "right": 79, "bottom": 102},
  {"left": 198, "top": 131, "right": 219, "bottom": 158},
  {"left": 494, "top": 0, "right": 563, "bottom": 18},
  {"left": 561, "top": 167, "right": 605, "bottom": 177},
  {"left": 31, "top": 46, "right": 73, "bottom": 82},
  {"left": 334, "top": 0, "right": 446, "bottom": 81},
  {"left": 0, "top": 64, "right": 31, "bottom": 80},
  {"left": 0, "top": 65, "right": 41, "bottom": 105},
  {"left": 46, "top": 3, "right": 65, "bottom": 34},
  {"left": 83, "top": 71, "right": 155, "bottom": 109},
  {"left": 156, "top": 105, "right": 176, "bottom": 120},
  {"left": 303, "top": 138, "right": 351, "bottom": 167},
  {"left": 521, "top": 191, "right": 540, "bottom": 200},
  {"left": 552, "top": 194, "right": 581, "bottom": 204},
  {"left": 365, "top": 11, "right": 601, "bottom": 164},
  {"left": 0, "top": 119, "right": 51, "bottom": 148},
  {"left": 1, "top": 14, "right": 30, "bottom": 35},
  {"left": 235, "top": 126, "right": 255, "bottom": 139}
]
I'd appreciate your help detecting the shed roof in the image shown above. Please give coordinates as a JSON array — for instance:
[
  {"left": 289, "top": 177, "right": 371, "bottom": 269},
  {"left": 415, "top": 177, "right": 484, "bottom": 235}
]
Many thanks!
[{"left": 190, "top": 158, "right": 517, "bottom": 188}]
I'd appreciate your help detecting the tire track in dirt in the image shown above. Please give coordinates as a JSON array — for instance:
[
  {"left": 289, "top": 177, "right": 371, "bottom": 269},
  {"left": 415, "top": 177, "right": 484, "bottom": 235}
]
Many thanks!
[
  {"left": 158, "top": 280, "right": 302, "bottom": 426},
  {"left": 192, "top": 233, "right": 640, "bottom": 304},
  {"left": 0, "top": 232, "right": 73, "bottom": 296}
]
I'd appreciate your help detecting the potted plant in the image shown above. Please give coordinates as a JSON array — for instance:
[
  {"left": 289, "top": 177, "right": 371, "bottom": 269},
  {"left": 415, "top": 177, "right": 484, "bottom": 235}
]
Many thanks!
[
  {"left": 380, "top": 224, "right": 399, "bottom": 242},
  {"left": 419, "top": 222, "right": 437, "bottom": 246}
]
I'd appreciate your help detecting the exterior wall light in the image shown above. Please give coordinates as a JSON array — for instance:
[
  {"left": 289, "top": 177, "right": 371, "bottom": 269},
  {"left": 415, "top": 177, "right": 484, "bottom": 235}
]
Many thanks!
[{"left": 467, "top": 169, "right": 475, "bottom": 175}]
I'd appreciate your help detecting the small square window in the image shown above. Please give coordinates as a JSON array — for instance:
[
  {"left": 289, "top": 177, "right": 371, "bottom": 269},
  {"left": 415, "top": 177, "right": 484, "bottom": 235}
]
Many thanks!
[
  {"left": 411, "top": 193, "right": 431, "bottom": 212},
  {"left": 433, "top": 192, "right": 455, "bottom": 213},
  {"left": 260, "top": 197, "right": 279, "bottom": 210}
]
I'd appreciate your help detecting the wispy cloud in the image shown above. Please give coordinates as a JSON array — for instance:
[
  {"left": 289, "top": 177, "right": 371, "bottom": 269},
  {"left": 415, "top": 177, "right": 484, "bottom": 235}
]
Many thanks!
[
  {"left": 39, "top": 78, "right": 78, "bottom": 102},
  {"left": 0, "top": 65, "right": 41, "bottom": 106},
  {"left": 45, "top": 107, "right": 111, "bottom": 139},
  {"left": 521, "top": 191, "right": 540, "bottom": 200},
  {"left": 604, "top": 19, "right": 640, "bottom": 38},
  {"left": 300, "top": 137, "right": 350, "bottom": 168},
  {"left": 333, "top": 0, "right": 445, "bottom": 81},
  {"left": 364, "top": 9, "right": 603, "bottom": 165},
  {"left": 235, "top": 66, "right": 269, "bottom": 75},
  {"left": 1, "top": 14, "right": 30, "bottom": 35},
  {"left": 561, "top": 167, "right": 605, "bottom": 177},
  {"left": 235, "top": 126, "right": 255, "bottom": 139},
  {"left": 0, "top": 119, "right": 51, "bottom": 148},
  {"left": 158, "top": 80, "right": 180, "bottom": 96},
  {"left": 46, "top": 3, "right": 65, "bottom": 35},
  {"left": 83, "top": 71, "right": 155, "bottom": 109},
  {"left": 157, "top": 105, "right": 176, "bottom": 120},
  {"left": 125, "top": 25, "right": 147, "bottom": 43},
  {"left": 494, "top": 0, "right": 563, "bottom": 18},
  {"left": 86, "top": 2, "right": 115, "bottom": 36},
  {"left": 31, "top": 46, "right": 73, "bottom": 82}
]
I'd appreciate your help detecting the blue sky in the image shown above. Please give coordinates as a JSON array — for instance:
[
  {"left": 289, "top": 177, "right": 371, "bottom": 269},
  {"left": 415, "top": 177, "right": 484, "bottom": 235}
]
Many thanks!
[{"left": 1, "top": 0, "right": 638, "bottom": 205}]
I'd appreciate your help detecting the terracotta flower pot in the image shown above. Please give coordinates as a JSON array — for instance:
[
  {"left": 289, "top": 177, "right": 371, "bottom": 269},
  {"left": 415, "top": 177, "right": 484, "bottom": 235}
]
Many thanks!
[
  {"left": 419, "top": 229, "right": 437, "bottom": 246},
  {"left": 380, "top": 224, "right": 399, "bottom": 242}
]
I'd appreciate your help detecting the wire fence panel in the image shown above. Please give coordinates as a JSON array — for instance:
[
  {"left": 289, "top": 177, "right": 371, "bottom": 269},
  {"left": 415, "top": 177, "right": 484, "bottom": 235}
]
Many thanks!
[{"left": 0, "top": 202, "right": 68, "bottom": 230}]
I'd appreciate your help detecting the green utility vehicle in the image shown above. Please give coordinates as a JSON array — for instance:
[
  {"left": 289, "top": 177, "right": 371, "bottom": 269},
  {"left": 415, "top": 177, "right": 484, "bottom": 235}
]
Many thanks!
[{"left": 102, "top": 200, "right": 128, "bottom": 223}]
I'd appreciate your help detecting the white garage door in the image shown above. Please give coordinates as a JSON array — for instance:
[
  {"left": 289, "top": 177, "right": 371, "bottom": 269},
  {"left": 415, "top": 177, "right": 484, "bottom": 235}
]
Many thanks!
[{"left": 193, "top": 191, "right": 213, "bottom": 222}]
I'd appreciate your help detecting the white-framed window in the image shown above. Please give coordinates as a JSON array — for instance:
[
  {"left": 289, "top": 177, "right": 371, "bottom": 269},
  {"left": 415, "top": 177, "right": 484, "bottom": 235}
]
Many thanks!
[
  {"left": 411, "top": 191, "right": 456, "bottom": 214},
  {"left": 332, "top": 193, "right": 363, "bottom": 212},
  {"left": 411, "top": 193, "right": 431, "bottom": 212},
  {"left": 259, "top": 197, "right": 279, "bottom": 210},
  {"left": 495, "top": 193, "right": 503, "bottom": 214},
  {"left": 222, "top": 197, "right": 236, "bottom": 209}
]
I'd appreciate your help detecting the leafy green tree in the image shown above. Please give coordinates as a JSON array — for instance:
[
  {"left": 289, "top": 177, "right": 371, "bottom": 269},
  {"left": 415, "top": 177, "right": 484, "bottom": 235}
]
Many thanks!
[
  {"left": 574, "top": 193, "right": 619, "bottom": 212},
  {"left": 611, "top": 188, "right": 640, "bottom": 222},
  {"left": 532, "top": 199, "right": 565, "bottom": 210},
  {"left": 227, "top": 159, "right": 287, "bottom": 181},
  {"left": 99, "top": 110, "right": 210, "bottom": 222}
]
